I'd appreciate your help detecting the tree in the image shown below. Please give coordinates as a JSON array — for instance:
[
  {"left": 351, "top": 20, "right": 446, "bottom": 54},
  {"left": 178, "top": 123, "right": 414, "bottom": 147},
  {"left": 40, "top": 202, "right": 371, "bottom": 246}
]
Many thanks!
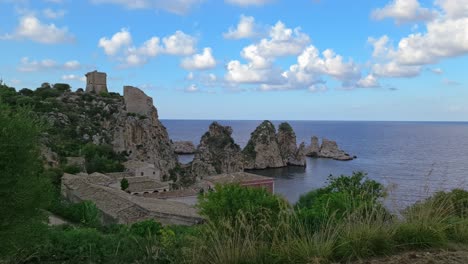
[
  {"left": 121, "top": 178, "right": 129, "bottom": 191},
  {"left": 53, "top": 83, "right": 71, "bottom": 92},
  {"left": 0, "top": 102, "right": 53, "bottom": 256}
]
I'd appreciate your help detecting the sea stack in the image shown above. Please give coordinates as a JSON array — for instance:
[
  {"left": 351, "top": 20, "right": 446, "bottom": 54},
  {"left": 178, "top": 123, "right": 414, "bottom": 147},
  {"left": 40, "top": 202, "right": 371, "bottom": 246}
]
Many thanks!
[
  {"left": 191, "top": 122, "right": 244, "bottom": 177},
  {"left": 243, "top": 121, "right": 285, "bottom": 169}
]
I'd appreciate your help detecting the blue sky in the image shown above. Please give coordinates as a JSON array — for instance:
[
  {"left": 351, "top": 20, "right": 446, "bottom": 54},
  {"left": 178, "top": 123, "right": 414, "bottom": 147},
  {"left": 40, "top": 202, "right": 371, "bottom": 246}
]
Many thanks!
[{"left": 1, "top": 0, "right": 467, "bottom": 121}]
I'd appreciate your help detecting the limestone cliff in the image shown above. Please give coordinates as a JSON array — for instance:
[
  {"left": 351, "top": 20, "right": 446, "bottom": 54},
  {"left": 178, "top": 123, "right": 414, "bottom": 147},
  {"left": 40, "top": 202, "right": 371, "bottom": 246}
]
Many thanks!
[
  {"left": 243, "top": 121, "right": 285, "bottom": 169},
  {"left": 110, "top": 86, "right": 177, "bottom": 179},
  {"left": 191, "top": 122, "right": 244, "bottom": 178},
  {"left": 277, "top": 122, "right": 306, "bottom": 167}
]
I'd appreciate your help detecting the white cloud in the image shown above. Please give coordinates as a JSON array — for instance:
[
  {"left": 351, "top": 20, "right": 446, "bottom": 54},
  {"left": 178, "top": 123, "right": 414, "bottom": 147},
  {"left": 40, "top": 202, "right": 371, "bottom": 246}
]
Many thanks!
[
  {"left": 372, "top": 62, "right": 421, "bottom": 78},
  {"left": 98, "top": 28, "right": 132, "bottom": 56},
  {"left": 62, "top": 74, "right": 86, "bottom": 82},
  {"left": 185, "top": 84, "right": 199, "bottom": 92},
  {"left": 90, "top": 0, "right": 204, "bottom": 15},
  {"left": 435, "top": 0, "right": 468, "bottom": 19},
  {"left": 225, "top": 60, "right": 280, "bottom": 83},
  {"left": 186, "top": 72, "right": 194, "bottom": 80},
  {"left": 356, "top": 74, "right": 380, "bottom": 88},
  {"left": 162, "top": 31, "right": 196, "bottom": 55},
  {"left": 43, "top": 8, "right": 66, "bottom": 19},
  {"left": 181, "top": 47, "right": 216, "bottom": 70},
  {"left": 223, "top": 15, "right": 257, "bottom": 39},
  {"left": 99, "top": 29, "right": 197, "bottom": 67},
  {"left": 1, "top": 15, "right": 74, "bottom": 44},
  {"left": 371, "top": 0, "right": 437, "bottom": 24},
  {"left": 18, "top": 57, "right": 81, "bottom": 72},
  {"left": 225, "top": 0, "right": 273, "bottom": 7},
  {"left": 431, "top": 68, "right": 444, "bottom": 74}
]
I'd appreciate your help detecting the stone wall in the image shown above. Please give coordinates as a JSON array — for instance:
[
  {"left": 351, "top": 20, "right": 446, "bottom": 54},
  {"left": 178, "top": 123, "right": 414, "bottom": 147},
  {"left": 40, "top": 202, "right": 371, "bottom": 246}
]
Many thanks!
[{"left": 124, "top": 86, "right": 154, "bottom": 116}]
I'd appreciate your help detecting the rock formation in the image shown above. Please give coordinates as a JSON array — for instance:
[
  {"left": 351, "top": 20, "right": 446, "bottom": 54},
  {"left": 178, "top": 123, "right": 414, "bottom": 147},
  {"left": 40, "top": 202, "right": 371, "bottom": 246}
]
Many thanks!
[
  {"left": 173, "top": 141, "right": 196, "bottom": 154},
  {"left": 191, "top": 122, "right": 244, "bottom": 178},
  {"left": 243, "top": 121, "right": 285, "bottom": 169},
  {"left": 277, "top": 122, "right": 306, "bottom": 167},
  {"left": 318, "top": 138, "right": 354, "bottom": 161},
  {"left": 305, "top": 136, "right": 320, "bottom": 157},
  {"left": 306, "top": 136, "right": 354, "bottom": 161},
  {"left": 110, "top": 86, "right": 178, "bottom": 179}
]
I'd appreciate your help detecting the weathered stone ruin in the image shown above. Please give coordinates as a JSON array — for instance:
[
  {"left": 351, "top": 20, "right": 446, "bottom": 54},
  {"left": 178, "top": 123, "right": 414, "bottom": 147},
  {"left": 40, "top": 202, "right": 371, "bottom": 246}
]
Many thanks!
[{"left": 85, "top": 70, "right": 108, "bottom": 94}]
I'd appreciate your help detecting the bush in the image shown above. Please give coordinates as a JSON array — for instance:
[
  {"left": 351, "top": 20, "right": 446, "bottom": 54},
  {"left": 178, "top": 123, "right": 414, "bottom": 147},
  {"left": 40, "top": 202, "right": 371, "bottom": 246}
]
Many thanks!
[
  {"left": 81, "top": 143, "right": 126, "bottom": 173},
  {"left": 50, "top": 200, "right": 101, "bottom": 228},
  {"left": 198, "top": 184, "right": 288, "bottom": 224},
  {"left": 296, "top": 172, "right": 387, "bottom": 228}
]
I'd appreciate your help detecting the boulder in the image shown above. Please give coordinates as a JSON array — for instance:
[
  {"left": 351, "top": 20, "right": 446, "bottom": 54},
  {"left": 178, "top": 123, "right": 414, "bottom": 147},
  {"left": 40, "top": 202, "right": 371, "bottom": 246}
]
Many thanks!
[
  {"left": 243, "top": 121, "right": 285, "bottom": 169},
  {"left": 319, "top": 138, "right": 354, "bottom": 161},
  {"left": 277, "top": 122, "right": 306, "bottom": 167},
  {"left": 173, "top": 141, "right": 196, "bottom": 154},
  {"left": 305, "top": 136, "right": 320, "bottom": 157},
  {"left": 191, "top": 122, "right": 244, "bottom": 178}
]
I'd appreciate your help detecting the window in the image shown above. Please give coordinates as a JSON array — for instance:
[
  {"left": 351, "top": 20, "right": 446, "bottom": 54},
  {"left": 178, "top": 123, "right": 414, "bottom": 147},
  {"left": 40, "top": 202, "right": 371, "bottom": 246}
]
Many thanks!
[
  {"left": 153, "top": 171, "right": 155, "bottom": 175},
  {"left": 141, "top": 172, "right": 144, "bottom": 176}
]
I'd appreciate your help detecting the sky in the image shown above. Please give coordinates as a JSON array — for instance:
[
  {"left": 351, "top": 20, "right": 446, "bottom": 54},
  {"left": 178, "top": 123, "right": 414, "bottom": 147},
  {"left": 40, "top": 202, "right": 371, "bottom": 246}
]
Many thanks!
[{"left": 0, "top": 0, "right": 468, "bottom": 121}]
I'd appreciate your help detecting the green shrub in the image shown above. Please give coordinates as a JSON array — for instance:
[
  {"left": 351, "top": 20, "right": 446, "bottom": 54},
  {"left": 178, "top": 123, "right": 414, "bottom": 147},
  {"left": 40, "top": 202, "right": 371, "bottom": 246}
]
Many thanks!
[
  {"left": 82, "top": 143, "right": 126, "bottom": 173},
  {"left": 198, "top": 184, "right": 288, "bottom": 224},
  {"left": 130, "top": 220, "right": 163, "bottom": 237},
  {"left": 121, "top": 178, "right": 129, "bottom": 191},
  {"left": 50, "top": 200, "right": 101, "bottom": 228}
]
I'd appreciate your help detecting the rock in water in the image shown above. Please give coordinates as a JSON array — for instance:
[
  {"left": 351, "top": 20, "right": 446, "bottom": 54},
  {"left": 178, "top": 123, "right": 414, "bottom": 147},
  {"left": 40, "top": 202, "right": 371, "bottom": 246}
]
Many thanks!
[
  {"left": 305, "top": 136, "right": 320, "bottom": 157},
  {"left": 111, "top": 86, "right": 177, "bottom": 179},
  {"left": 277, "top": 122, "right": 306, "bottom": 167},
  {"left": 319, "top": 138, "right": 353, "bottom": 161},
  {"left": 288, "top": 142, "right": 307, "bottom": 166},
  {"left": 243, "top": 121, "right": 285, "bottom": 169},
  {"left": 191, "top": 122, "right": 244, "bottom": 177},
  {"left": 173, "top": 141, "right": 196, "bottom": 154}
]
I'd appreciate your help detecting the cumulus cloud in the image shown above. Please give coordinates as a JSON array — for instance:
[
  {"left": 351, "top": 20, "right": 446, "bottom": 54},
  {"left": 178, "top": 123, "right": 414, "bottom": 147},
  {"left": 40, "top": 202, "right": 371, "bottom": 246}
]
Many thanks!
[
  {"left": 162, "top": 31, "right": 197, "bottom": 55},
  {"left": 369, "top": 1, "right": 468, "bottom": 78},
  {"left": 90, "top": 0, "right": 204, "bottom": 15},
  {"left": 18, "top": 57, "right": 81, "bottom": 72},
  {"left": 62, "top": 74, "right": 86, "bottom": 82},
  {"left": 356, "top": 74, "right": 380, "bottom": 88},
  {"left": 0, "top": 15, "right": 74, "bottom": 44},
  {"left": 225, "top": 0, "right": 273, "bottom": 7},
  {"left": 431, "top": 68, "right": 444, "bottom": 74},
  {"left": 181, "top": 47, "right": 216, "bottom": 70},
  {"left": 98, "top": 29, "right": 197, "bottom": 67},
  {"left": 223, "top": 15, "right": 258, "bottom": 39},
  {"left": 185, "top": 84, "right": 199, "bottom": 92},
  {"left": 98, "top": 28, "right": 132, "bottom": 56},
  {"left": 371, "top": 0, "right": 437, "bottom": 24},
  {"left": 435, "top": 0, "right": 468, "bottom": 19}
]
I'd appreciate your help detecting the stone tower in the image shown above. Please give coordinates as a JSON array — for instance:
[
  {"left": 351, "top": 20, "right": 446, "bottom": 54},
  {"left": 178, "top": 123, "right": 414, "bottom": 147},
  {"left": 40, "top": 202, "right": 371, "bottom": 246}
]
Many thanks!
[{"left": 85, "top": 71, "right": 108, "bottom": 94}]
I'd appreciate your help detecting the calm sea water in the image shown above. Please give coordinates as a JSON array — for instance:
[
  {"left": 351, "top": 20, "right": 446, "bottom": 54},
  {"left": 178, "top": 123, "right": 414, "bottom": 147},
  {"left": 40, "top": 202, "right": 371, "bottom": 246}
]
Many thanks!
[{"left": 161, "top": 120, "right": 468, "bottom": 210}]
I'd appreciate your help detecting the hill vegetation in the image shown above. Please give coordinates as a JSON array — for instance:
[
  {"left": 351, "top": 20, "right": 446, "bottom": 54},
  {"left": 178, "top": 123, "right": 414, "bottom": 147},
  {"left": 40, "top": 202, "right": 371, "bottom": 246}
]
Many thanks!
[{"left": 1, "top": 82, "right": 467, "bottom": 263}]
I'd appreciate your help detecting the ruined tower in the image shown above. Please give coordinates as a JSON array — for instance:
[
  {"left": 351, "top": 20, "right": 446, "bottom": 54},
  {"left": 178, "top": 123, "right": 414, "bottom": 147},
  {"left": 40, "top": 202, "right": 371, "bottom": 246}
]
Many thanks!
[{"left": 85, "top": 71, "right": 108, "bottom": 94}]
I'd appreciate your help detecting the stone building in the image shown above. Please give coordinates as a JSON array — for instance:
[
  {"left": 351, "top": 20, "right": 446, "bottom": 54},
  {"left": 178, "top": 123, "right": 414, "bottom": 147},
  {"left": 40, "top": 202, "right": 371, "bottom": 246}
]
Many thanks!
[{"left": 85, "top": 71, "right": 108, "bottom": 94}]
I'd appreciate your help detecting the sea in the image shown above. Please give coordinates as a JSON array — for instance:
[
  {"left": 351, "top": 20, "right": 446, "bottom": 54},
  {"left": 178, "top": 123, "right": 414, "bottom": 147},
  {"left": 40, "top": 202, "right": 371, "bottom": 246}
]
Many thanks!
[{"left": 161, "top": 120, "right": 468, "bottom": 210}]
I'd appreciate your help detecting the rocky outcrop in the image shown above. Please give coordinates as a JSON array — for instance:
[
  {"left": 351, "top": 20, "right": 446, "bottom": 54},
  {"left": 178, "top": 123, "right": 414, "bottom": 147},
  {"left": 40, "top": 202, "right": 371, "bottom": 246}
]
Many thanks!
[
  {"left": 110, "top": 86, "right": 177, "bottom": 179},
  {"left": 306, "top": 137, "right": 354, "bottom": 161},
  {"left": 318, "top": 138, "right": 354, "bottom": 161},
  {"left": 173, "top": 141, "right": 196, "bottom": 154},
  {"left": 243, "top": 121, "right": 285, "bottom": 169},
  {"left": 305, "top": 136, "right": 320, "bottom": 157},
  {"left": 277, "top": 122, "right": 306, "bottom": 167},
  {"left": 191, "top": 122, "right": 244, "bottom": 178}
]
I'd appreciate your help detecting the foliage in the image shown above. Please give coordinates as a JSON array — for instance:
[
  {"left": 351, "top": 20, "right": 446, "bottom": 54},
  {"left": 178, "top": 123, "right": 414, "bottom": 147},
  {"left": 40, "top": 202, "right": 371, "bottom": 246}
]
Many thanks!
[
  {"left": 278, "top": 122, "right": 294, "bottom": 134},
  {"left": 53, "top": 83, "right": 71, "bottom": 92},
  {"left": 81, "top": 143, "right": 126, "bottom": 173},
  {"left": 121, "top": 178, "right": 129, "bottom": 191},
  {"left": 49, "top": 200, "right": 101, "bottom": 228},
  {"left": 198, "top": 184, "right": 288, "bottom": 224},
  {"left": 0, "top": 102, "right": 53, "bottom": 256},
  {"left": 295, "top": 172, "right": 387, "bottom": 228}
]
